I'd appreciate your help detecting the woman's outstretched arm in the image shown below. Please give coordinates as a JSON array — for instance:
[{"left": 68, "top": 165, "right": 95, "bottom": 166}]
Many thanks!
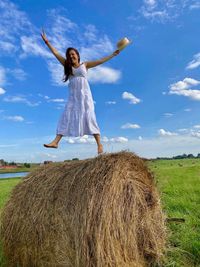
[
  {"left": 41, "top": 29, "right": 65, "bottom": 66},
  {"left": 84, "top": 50, "right": 120, "bottom": 69}
]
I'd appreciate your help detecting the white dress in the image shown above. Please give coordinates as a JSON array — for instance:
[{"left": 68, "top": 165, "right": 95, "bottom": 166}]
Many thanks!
[{"left": 56, "top": 63, "right": 100, "bottom": 137}]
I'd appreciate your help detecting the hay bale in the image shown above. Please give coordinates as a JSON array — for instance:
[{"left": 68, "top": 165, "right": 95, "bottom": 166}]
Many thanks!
[{"left": 1, "top": 152, "right": 166, "bottom": 267}]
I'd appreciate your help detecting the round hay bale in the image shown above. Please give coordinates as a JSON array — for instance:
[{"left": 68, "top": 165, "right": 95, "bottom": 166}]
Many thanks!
[{"left": 1, "top": 151, "right": 166, "bottom": 267}]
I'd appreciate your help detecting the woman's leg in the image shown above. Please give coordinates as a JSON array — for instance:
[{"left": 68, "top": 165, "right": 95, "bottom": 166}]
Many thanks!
[
  {"left": 44, "top": 134, "right": 63, "bottom": 148},
  {"left": 93, "top": 134, "right": 103, "bottom": 154}
]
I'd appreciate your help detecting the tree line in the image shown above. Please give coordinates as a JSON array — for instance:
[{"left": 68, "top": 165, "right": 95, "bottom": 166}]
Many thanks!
[
  {"left": 156, "top": 153, "right": 200, "bottom": 160},
  {"left": 0, "top": 159, "right": 31, "bottom": 168}
]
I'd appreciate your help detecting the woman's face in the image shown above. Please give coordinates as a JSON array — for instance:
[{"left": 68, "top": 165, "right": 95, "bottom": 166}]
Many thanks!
[{"left": 69, "top": 50, "right": 79, "bottom": 65}]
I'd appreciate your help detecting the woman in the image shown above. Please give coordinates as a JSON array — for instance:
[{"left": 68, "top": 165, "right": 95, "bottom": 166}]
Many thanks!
[{"left": 41, "top": 30, "right": 120, "bottom": 154}]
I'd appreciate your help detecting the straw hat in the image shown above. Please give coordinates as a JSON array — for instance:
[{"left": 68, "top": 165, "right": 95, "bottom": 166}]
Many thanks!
[{"left": 117, "top": 37, "right": 132, "bottom": 51}]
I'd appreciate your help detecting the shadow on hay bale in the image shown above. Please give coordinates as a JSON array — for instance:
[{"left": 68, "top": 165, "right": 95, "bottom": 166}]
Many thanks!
[{"left": 1, "top": 151, "right": 166, "bottom": 267}]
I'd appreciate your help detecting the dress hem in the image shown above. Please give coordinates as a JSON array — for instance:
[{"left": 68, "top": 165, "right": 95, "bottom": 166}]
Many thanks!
[{"left": 56, "top": 131, "right": 100, "bottom": 137}]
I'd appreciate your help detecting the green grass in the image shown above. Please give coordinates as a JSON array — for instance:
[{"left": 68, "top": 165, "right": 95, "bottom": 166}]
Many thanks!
[
  {"left": 0, "top": 178, "right": 22, "bottom": 266},
  {"left": 0, "top": 178, "right": 22, "bottom": 211},
  {"left": 149, "top": 158, "right": 200, "bottom": 267},
  {"left": 0, "top": 159, "right": 200, "bottom": 266}
]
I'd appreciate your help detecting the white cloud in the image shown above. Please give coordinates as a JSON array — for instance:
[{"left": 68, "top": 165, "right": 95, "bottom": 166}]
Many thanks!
[
  {"left": 144, "top": 0, "right": 157, "bottom": 8},
  {"left": 186, "top": 53, "right": 200, "bottom": 70},
  {"left": 170, "top": 77, "right": 200, "bottom": 91},
  {"left": 122, "top": 91, "right": 141, "bottom": 104},
  {"left": 64, "top": 135, "right": 128, "bottom": 144},
  {"left": 8, "top": 68, "right": 27, "bottom": 81},
  {"left": 0, "top": 66, "right": 27, "bottom": 85},
  {"left": 20, "top": 35, "right": 52, "bottom": 59},
  {"left": 0, "top": 144, "right": 18, "bottom": 148},
  {"left": 3, "top": 95, "right": 41, "bottom": 107},
  {"left": 101, "top": 136, "right": 109, "bottom": 143},
  {"left": 55, "top": 103, "right": 66, "bottom": 110},
  {"left": 189, "top": 2, "right": 200, "bottom": 10},
  {"left": 38, "top": 94, "right": 51, "bottom": 100},
  {"left": 88, "top": 66, "right": 121, "bottom": 84},
  {"left": 109, "top": 137, "right": 128, "bottom": 143},
  {"left": 121, "top": 123, "right": 140, "bottom": 129},
  {"left": 48, "top": 98, "right": 65, "bottom": 103},
  {"left": 158, "top": 129, "right": 178, "bottom": 137},
  {"left": 191, "top": 131, "right": 200, "bottom": 138},
  {"left": 47, "top": 61, "right": 65, "bottom": 86},
  {"left": 178, "top": 128, "right": 188, "bottom": 133},
  {"left": 193, "top": 125, "right": 200, "bottom": 129},
  {"left": 105, "top": 101, "right": 116, "bottom": 105},
  {"left": 0, "top": 40, "right": 17, "bottom": 53},
  {"left": 67, "top": 138, "right": 75, "bottom": 144},
  {"left": 64, "top": 135, "right": 95, "bottom": 145},
  {"left": 83, "top": 24, "right": 98, "bottom": 42},
  {"left": 175, "top": 89, "right": 200, "bottom": 100},
  {"left": 139, "top": 0, "right": 199, "bottom": 23},
  {"left": 140, "top": 0, "right": 172, "bottom": 23},
  {"left": 42, "top": 153, "right": 57, "bottom": 159},
  {"left": 80, "top": 35, "right": 114, "bottom": 61},
  {"left": 184, "top": 108, "right": 191, "bottom": 112},
  {"left": 46, "top": 9, "right": 77, "bottom": 52},
  {"left": 4, "top": 115, "right": 24, "bottom": 122},
  {"left": 169, "top": 77, "right": 200, "bottom": 100},
  {"left": 0, "top": 66, "right": 6, "bottom": 86},
  {"left": 138, "top": 136, "right": 143, "bottom": 140},
  {"left": 189, "top": 126, "right": 200, "bottom": 139},
  {"left": 26, "top": 121, "right": 34, "bottom": 124},
  {"left": 0, "top": 0, "right": 33, "bottom": 55},
  {"left": 163, "top": 112, "right": 173, "bottom": 117},
  {"left": 141, "top": 9, "right": 169, "bottom": 21},
  {"left": 0, "top": 87, "right": 6, "bottom": 95}
]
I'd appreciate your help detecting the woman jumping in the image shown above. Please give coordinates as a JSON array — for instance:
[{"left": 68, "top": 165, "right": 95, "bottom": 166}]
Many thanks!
[{"left": 41, "top": 30, "right": 120, "bottom": 154}]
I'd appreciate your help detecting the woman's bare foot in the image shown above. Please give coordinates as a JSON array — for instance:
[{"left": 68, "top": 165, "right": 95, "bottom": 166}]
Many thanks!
[
  {"left": 43, "top": 142, "right": 58, "bottom": 149},
  {"left": 98, "top": 144, "right": 103, "bottom": 154}
]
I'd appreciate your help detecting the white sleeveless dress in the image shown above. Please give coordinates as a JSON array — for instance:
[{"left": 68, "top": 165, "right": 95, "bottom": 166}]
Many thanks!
[{"left": 56, "top": 63, "right": 100, "bottom": 137}]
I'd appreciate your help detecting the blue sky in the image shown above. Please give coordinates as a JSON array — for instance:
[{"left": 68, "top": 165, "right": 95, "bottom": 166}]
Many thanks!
[{"left": 0, "top": 0, "right": 200, "bottom": 162}]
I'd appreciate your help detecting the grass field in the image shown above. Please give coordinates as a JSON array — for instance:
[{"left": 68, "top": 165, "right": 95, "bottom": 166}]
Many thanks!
[
  {"left": 0, "top": 178, "right": 22, "bottom": 267},
  {"left": 0, "top": 158, "right": 200, "bottom": 266},
  {"left": 150, "top": 158, "right": 200, "bottom": 267}
]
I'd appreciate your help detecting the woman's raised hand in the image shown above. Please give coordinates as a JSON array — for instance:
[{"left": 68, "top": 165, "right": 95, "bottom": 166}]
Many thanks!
[{"left": 41, "top": 29, "right": 48, "bottom": 44}]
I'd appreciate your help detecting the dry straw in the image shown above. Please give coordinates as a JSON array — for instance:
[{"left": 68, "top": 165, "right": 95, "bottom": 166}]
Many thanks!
[{"left": 1, "top": 151, "right": 166, "bottom": 267}]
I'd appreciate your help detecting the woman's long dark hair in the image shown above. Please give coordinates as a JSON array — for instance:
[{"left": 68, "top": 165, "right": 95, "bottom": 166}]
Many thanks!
[{"left": 63, "top": 47, "right": 80, "bottom": 82}]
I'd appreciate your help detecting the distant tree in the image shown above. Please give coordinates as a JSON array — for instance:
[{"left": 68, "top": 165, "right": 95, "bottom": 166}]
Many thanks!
[
  {"left": 173, "top": 153, "right": 192, "bottom": 159},
  {"left": 10, "top": 161, "right": 16, "bottom": 166},
  {"left": 182, "top": 154, "right": 188, "bottom": 158},
  {"left": 197, "top": 153, "right": 200, "bottom": 158},
  {"left": 24, "top": 163, "right": 31, "bottom": 168},
  {"left": 72, "top": 158, "right": 79, "bottom": 161},
  {"left": 173, "top": 155, "right": 182, "bottom": 159}
]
